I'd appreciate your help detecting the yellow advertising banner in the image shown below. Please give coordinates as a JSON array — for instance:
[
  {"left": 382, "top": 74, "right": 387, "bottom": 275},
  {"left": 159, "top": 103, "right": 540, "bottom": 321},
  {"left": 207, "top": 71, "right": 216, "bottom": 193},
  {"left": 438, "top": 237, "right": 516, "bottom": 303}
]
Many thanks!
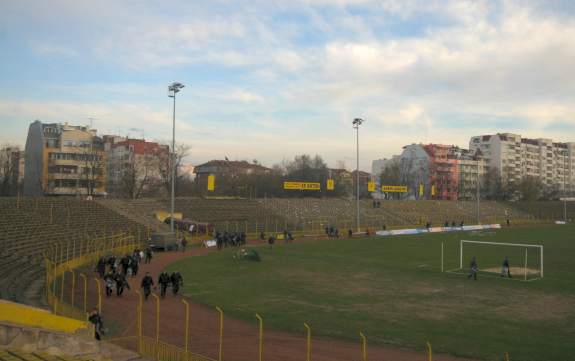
[
  {"left": 284, "top": 181, "right": 321, "bottom": 190},
  {"left": 419, "top": 184, "right": 424, "bottom": 197},
  {"left": 381, "top": 185, "right": 408, "bottom": 193},
  {"left": 367, "top": 181, "right": 376, "bottom": 192},
  {"left": 326, "top": 179, "right": 335, "bottom": 191},
  {"left": 207, "top": 175, "right": 215, "bottom": 191}
]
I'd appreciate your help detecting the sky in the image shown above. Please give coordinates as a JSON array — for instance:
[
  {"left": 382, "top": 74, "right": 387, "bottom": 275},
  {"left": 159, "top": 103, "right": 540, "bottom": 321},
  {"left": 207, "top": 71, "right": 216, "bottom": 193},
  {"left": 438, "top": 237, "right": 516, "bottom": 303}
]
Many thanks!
[{"left": 1, "top": 0, "right": 575, "bottom": 171}]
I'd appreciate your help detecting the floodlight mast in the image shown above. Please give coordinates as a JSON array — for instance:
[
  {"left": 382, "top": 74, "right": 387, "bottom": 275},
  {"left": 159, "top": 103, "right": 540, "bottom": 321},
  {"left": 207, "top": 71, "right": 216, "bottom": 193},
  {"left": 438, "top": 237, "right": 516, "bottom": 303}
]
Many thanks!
[
  {"left": 168, "top": 82, "right": 185, "bottom": 235},
  {"left": 353, "top": 118, "right": 365, "bottom": 233},
  {"left": 563, "top": 150, "right": 567, "bottom": 224}
]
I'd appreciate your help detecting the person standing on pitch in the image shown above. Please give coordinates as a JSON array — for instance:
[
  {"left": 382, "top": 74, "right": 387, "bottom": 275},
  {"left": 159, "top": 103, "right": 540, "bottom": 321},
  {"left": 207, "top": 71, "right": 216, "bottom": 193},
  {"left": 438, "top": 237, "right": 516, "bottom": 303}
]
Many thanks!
[
  {"left": 468, "top": 256, "right": 478, "bottom": 280},
  {"left": 141, "top": 272, "right": 154, "bottom": 300},
  {"left": 501, "top": 256, "right": 512, "bottom": 278}
]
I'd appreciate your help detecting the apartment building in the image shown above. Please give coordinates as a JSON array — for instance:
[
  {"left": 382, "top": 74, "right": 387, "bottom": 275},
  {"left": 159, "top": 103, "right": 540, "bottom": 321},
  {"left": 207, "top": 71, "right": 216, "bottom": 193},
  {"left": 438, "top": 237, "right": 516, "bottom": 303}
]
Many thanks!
[
  {"left": 469, "top": 133, "right": 574, "bottom": 193},
  {"left": 456, "top": 148, "right": 487, "bottom": 200},
  {"left": 421, "top": 144, "right": 460, "bottom": 200},
  {"left": 390, "top": 144, "right": 485, "bottom": 200},
  {"left": 24, "top": 121, "right": 106, "bottom": 196},
  {"left": 106, "top": 137, "right": 169, "bottom": 197}
]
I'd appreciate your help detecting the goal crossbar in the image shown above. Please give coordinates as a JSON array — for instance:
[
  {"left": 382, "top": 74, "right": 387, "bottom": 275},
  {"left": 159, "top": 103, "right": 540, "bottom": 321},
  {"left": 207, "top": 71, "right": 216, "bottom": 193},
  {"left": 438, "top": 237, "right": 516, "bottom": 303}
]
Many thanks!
[{"left": 459, "top": 240, "right": 544, "bottom": 278}]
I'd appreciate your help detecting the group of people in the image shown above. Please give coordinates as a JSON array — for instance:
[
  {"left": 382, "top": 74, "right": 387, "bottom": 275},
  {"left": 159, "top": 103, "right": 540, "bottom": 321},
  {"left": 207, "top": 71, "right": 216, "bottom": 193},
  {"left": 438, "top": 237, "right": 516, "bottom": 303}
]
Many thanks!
[
  {"left": 258, "top": 230, "right": 294, "bottom": 248},
  {"left": 443, "top": 220, "right": 465, "bottom": 228},
  {"left": 215, "top": 231, "right": 247, "bottom": 250},
  {"left": 325, "top": 226, "right": 339, "bottom": 238},
  {"left": 140, "top": 270, "right": 184, "bottom": 299},
  {"left": 96, "top": 250, "right": 142, "bottom": 298},
  {"left": 89, "top": 245, "right": 186, "bottom": 340},
  {"left": 468, "top": 256, "right": 512, "bottom": 280}
]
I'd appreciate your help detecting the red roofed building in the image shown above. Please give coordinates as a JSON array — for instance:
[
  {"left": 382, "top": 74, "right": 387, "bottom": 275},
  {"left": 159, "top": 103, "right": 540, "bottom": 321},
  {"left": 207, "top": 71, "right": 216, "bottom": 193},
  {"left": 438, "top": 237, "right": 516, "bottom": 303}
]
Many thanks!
[{"left": 422, "top": 144, "right": 459, "bottom": 200}]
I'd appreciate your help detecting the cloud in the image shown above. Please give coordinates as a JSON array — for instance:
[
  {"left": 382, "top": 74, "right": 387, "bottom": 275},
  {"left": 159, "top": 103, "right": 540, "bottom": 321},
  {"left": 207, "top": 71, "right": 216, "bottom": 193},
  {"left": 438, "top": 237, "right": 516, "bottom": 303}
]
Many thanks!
[
  {"left": 228, "top": 90, "right": 265, "bottom": 104},
  {"left": 1, "top": 0, "right": 575, "bottom": 170},
  {"left": 30, "top": 43, "right": 78, "bottom": 57}
]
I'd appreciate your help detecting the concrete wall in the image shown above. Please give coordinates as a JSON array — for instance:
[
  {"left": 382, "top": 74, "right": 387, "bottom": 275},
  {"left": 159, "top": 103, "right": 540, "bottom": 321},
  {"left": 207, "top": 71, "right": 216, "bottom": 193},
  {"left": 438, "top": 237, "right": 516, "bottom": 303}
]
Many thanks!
[{"left": 0, "top": 322, "right": 142, "bottom": 361}]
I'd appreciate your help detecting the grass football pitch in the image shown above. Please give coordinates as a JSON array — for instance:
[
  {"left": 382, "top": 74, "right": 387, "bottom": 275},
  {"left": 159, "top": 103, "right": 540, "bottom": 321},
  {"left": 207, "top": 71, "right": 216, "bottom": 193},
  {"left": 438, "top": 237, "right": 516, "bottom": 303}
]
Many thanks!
[{"left": 167, "top": 224, "right": 575, "bottom": 361}]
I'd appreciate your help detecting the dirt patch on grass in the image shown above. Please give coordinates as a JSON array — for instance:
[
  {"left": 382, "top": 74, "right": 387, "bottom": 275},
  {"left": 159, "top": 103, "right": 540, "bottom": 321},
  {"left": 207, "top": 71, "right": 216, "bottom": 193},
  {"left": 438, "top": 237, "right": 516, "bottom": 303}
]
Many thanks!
[{"left": 482, "top": 266, "right": 540, "bottom": 276}]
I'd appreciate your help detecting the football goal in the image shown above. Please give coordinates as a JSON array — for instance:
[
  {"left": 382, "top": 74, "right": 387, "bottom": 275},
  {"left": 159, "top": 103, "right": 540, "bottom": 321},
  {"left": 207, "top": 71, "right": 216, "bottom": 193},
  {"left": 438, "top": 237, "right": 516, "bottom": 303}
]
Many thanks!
[{"left": 444, "top": 240, "right": 544, "bottom": 281}]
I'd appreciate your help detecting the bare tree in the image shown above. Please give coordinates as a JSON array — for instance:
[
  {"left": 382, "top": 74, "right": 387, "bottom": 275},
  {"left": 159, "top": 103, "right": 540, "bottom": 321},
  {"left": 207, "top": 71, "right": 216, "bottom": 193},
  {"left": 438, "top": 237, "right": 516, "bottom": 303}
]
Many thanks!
[
  {"left": 157, "top": 143, "right": 190, "bottom": 196},
  {"left": 0, "top": 144, "right": 21, "bottom": 196},
  {"left": 120, "top": 148, "right": 162, "bottom": 199},
  {"left": 82, "top": 151, "right": 104, "bottom": 196}
]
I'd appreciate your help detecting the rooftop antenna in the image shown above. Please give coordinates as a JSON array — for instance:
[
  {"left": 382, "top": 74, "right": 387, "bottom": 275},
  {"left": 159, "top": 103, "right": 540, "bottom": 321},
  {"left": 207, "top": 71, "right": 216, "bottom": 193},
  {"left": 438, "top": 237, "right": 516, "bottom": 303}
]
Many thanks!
[{"left": 86, "top": 117, "right": 98, "bottom": 130}]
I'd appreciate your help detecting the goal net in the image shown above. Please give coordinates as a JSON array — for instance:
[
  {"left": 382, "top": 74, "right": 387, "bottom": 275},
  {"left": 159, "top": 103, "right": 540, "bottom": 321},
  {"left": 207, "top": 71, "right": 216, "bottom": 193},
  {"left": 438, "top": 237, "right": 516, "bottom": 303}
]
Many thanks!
[{"left": 449, "top": 240, "right": 543, "bottom": 281}]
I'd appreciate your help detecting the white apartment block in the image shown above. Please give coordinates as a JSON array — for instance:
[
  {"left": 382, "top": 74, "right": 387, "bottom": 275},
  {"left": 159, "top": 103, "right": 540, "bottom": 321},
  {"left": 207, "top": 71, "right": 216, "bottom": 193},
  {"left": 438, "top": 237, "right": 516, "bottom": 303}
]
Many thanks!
[
  {"left": 469, "top": 133, "right": 574, "bottom": 194},
  {"left": 455, "top": 149, "right": 487, "bottom": 200}
]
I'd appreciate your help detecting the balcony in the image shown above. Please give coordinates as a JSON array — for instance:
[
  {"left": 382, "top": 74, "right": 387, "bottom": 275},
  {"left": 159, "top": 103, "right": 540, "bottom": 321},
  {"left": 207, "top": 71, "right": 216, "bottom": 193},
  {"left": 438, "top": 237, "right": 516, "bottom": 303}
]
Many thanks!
[{"left": 47, "top": 172, "right": 82, "bottom": 180}]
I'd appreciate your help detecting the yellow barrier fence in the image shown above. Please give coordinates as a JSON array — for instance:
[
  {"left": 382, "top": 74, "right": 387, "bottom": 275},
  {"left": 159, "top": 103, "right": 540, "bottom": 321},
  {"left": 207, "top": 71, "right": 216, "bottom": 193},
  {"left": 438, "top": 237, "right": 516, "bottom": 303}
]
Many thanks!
[
  {"left": 140, "top": 336, "right": 216, "bottom": 361},
  {"left": 45, "top": 232, "right": 144, "bottom": 321}
]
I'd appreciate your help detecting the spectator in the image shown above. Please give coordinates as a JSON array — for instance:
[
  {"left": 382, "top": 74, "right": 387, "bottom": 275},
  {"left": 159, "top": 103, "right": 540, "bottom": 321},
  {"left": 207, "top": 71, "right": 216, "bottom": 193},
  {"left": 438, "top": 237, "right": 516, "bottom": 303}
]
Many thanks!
[{"left": 88, "top": 308, "right": 104, "bottom": 340}]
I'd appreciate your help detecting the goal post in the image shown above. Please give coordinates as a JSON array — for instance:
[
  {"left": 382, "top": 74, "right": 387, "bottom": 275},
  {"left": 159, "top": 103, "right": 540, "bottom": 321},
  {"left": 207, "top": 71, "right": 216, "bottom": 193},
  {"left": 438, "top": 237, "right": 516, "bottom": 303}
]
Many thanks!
[{"left": 453, "top": 240, "right": 544, "bottom": 281}]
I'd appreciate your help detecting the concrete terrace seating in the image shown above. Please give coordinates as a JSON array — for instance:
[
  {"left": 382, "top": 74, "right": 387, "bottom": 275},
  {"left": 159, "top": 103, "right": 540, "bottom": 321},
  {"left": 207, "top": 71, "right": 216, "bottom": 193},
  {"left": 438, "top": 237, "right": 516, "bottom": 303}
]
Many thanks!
[
  {"left": 97, "top": 197, "right": 556, "bottom": 236},
  {"left": 99, "top": 197, "right": 288, "bottom": 233},
  {"left": 259, "top": 198, "right": 538, "bottom": 229},
  {"left": 0, "top": 197, "right": 147, "bottom": 306},
  {"left": 507, "top": 201, "right": 574, "bottom": 221}
]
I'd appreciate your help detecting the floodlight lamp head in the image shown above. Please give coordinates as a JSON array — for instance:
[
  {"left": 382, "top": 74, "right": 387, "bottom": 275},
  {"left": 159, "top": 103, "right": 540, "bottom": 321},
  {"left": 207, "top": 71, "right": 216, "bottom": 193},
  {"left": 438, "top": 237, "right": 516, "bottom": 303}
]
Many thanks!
[
  {"left": 168, "top": 82, "right": 185, "bottom": 96},
  {"left": 352, "top": 118, "right": 364, "bottom": 127}
]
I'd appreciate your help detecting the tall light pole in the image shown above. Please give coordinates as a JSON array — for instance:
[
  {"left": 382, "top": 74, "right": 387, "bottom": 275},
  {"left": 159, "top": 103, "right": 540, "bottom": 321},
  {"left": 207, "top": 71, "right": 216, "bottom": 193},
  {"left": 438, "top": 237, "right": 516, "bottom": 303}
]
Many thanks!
[
  {"left": 353, "top": 118, "right": 365, "bottom": 232},
  {"left": 564, "top": 150, "right": 568, "bottom": 223},
  {"left": 168, "top": 82, "right": 185, "bottom": 235},
  {"left": 476, "top": 157, "right": 480, "bottom": 224}
]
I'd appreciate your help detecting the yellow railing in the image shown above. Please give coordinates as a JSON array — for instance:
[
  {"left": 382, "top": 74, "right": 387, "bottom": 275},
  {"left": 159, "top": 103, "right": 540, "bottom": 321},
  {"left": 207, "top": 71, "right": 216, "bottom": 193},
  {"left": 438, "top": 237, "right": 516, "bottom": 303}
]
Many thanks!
[
  {"left": 140, "top": 336, "right": 216, "bottom": 361},
  {"left": 45, "top": 232, "right": 143, "bottom": 321}
]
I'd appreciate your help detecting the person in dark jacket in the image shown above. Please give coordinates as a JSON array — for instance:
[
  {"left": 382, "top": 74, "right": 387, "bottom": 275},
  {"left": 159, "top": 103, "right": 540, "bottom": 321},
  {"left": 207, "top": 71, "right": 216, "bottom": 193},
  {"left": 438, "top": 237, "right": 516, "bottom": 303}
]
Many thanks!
[
  {"left": 96, "top": 257, "right": 106, "bottom": 278},
  {"left": 144, "top": 247, "right": 153, "bottom": 264},
  {"left": 170, "top": 271, "right": 183, "bottom": 295},
  {"left": 468, "top": 256, "right": 478, "bottom": 281},
  {"left": 120, "top": 255, "right": 131, "bottom": 275},
  {"left": 501, "top": 256, "right": 512, "bottom": 278},
  {"left": 141, "top": 272, "right": 154, "bottom": 300},
  {"left": 88, "top": 308, "right": 104, "bottom": 340},
  {"left": 115, "top": 272, "right": 130, "bottom": 296},
  {"left": 158, "top": 272, "right": 171, "bottom": 298}
]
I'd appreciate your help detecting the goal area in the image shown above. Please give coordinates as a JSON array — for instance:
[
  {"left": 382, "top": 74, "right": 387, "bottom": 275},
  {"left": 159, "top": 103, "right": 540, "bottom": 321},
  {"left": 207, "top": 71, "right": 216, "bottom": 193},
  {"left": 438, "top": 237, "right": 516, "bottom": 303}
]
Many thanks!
[{"left": 445, "top": 240, "right": 544, "bottom": 281}]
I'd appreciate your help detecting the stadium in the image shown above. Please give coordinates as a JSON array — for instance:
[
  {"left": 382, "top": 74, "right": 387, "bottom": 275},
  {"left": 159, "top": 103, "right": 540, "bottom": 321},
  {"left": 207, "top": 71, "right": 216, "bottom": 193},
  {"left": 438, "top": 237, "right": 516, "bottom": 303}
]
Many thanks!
[
  {"left": 0, "top": 195, "right": 574, "bottom": 361},
  {"left": 2, "top": 2, "right": 575, "bottom": 361}
]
